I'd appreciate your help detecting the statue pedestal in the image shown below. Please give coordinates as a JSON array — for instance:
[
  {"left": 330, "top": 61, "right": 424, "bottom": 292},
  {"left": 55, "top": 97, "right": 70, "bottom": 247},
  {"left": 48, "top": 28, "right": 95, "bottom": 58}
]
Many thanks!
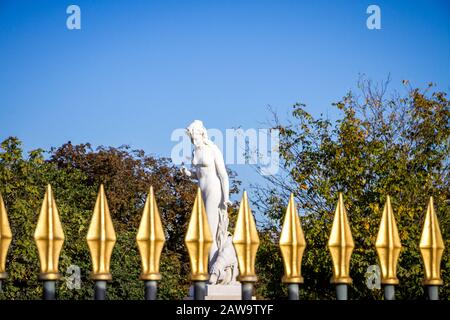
[{"left": 187, "top": 284, "right": 242, "bottom": 300}]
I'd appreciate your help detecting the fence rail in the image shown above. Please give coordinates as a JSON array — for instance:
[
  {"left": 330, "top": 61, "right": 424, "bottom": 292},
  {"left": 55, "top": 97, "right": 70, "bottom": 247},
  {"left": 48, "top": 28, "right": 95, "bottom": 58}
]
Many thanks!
[{"left": 0, "top": 184, "right": 445, "bottom": 300}]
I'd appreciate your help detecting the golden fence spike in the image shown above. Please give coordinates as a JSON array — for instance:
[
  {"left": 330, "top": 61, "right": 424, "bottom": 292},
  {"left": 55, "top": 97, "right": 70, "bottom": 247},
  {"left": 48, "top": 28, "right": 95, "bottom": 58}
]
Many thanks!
[
  {"left": 87, "top": 184, "right": 116, "bottom": 281},
  {"left": 328, "top": 192, "right": 354, "bottom": 284},
  {"left": 375, "top": 195, "right": 402, "bottom": 285},
  {"left": 136, "top": 186, "right": 165, "bottom": 281},
  {"left": 185, "top": 187, "right": 213, "bottom": 281},
  {"left": 420, "top": 196, "right": 445, "bottom": 286},
  {"left": 279, "top": 193, "right": 306, "bottom": 284},
  {"left": 233, "top": 191, "right": 260, "bottom": 283},
  {"left": 33, "top": 185, "right": 65, "bottom": 281},
  {"left": 0, "top": 193, "right": 12, "bottom": 280}
]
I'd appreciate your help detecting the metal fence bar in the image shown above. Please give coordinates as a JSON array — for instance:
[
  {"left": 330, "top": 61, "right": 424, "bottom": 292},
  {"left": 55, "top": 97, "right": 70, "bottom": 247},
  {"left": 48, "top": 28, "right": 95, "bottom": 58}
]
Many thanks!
[
  {"left": 335, "top": 284, "right": 348, "bottom": 300},
  {"left": 87, "top": 185, "right": 116, "bottom": 301},
  {"left": 137, "top": 186, "right": 165, "bottom": 301},
  {"left": 383, "top": 285, "right": 395, "bottom": 301},
  {"left": 194, "top": 281, "right": 207, "bottom": 300},
  {"left": 287, "top": 284, "right": 299, "bottom": 300},
  {"left": 376, "top": 196, "right": 401, "bottom": 301},
  {"left": 94, "top": 280, "right": 107, "bottom": 300},
  {"left": 0, "top": 194, "right": 11, "bottom": 297},
  {"left": 426, "top": 286, "right": 439, "bottom": 300},
  {"left": 34, "top": 185, "right": 64, "bottom": 301},
  {"left": 43, "top": 281, "right": 56, "bottom": 300},
  {"left": 144, "top": 280, "right": 158, "bottom": 300},
  {"left": 280, "top": 194, "right": 305, "bottom": 301},
  {"left": 241, "top": 283, "right": 253, "bottom": 300},
  {"left": 233, "top": 191, "right": 259, "bottom": 301},
  {"left": 185, "top": 188, "right": 212, "bottom": 301},
  {"left": 420, "top": 197, "right": 444, "bottom": 301},
  {"left": 0, "top": 188, "right": 448, "bottom": 301},
  {"left": 328, "top": 193, "right": 354, "bottom": 301}
]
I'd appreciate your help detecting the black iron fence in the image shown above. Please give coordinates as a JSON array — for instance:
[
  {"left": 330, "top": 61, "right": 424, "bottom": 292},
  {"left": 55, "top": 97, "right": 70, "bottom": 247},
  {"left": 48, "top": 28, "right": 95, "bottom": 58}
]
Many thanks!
[{"left": 0, "top": 184, "right": 445, "bottom": 300}]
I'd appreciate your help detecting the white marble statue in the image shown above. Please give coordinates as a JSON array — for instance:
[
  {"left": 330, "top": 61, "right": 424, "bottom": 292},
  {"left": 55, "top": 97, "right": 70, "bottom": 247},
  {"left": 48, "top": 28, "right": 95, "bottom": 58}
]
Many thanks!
[{"left": 181, "top": 120, "right": 238, "bottom": 285}]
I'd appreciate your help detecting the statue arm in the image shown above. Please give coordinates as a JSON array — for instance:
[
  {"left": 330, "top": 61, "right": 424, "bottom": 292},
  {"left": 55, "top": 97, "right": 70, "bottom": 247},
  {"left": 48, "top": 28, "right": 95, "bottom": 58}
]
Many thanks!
[
  {"left": 213, "top": 146, "right": 230, "bottom": 205},
  {"left": 180, "top": 163, "right": 198, "bottom": 180}
]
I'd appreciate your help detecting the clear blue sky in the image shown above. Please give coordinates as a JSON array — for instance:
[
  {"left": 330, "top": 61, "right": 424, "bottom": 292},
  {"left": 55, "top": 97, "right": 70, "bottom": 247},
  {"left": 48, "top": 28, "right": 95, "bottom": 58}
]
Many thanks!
[{"left": 1, "top": 0, "right": 449, "bottom": 200}]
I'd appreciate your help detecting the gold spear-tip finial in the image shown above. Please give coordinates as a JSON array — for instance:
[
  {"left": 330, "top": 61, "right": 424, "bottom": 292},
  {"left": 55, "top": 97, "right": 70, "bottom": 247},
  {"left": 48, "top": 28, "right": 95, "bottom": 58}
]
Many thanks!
[
  {"left": 233, "top": 191, "right": 260, "bottom": 283},
  {"left": 280, "top": 193, "right": 306, "bottom": 283},
  {"left": 34, "top": 185, "right": 65, "bottom": 280},
  {"left": 0, "top": 193, "right": 12, "bottom": 280},
  {"left": 420, "top": 197, "right": 445, "bottom": 286},
  {"left": 87, "top": 184, "right": 116, "bottom": 281},
  {"left": 185, "top": 187, "right": 213, "bottom": 281},
  {"left": 375, "top": 195, "right": 402, "bottom": 285},
  {"left": 136, "top": 186, "right": 165, "bottom": 281},
  {"left": 328, "top": 192, "right": 354, "bottom": 284}
]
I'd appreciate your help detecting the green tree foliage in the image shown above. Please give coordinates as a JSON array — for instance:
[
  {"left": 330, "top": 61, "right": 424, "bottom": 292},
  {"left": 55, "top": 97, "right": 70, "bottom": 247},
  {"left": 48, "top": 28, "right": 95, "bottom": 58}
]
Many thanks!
[
  {"left": 253, "top": 79, "right": 449, "bottom": 299},
  {"left": 0, "top": 139, "right": 240, "bottom": 299}
]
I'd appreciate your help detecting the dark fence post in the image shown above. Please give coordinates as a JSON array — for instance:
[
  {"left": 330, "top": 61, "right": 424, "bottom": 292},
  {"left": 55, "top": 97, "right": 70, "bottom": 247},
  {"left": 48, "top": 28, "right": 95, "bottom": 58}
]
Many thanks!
[
  {"left": 137, "top": 186, "right": 165, "bottom": 300},
  {"left": 43, "top": 281, "right": 56, "bottom": 300},
  {"left": 233, "top": 191, "right": 260, "bottom": 301},
  {"left": 287, "top": 284, "right": 299, "bottom": 300},
  {"left": 144, "top": 280, "right": 158, "bottom": 300},
  {"left": 280, "top": 194, "right": 306, "bottom": 301},
  {"left": 193, "top": 281, "right": 207, "bottom": 300},
  {"left": 94, "top": 281, "right": 107, "bottom": 300},
  {"left": 185, "top": 188, "right": 213, "bottom": 301},
  {"left": 375, "top": 196, "right": 401, "bottom": 301},
  {"left": 328, "top": 193, "right": 354, "bottom": 301},
  {"left": 426, "top": 286, "right": 439, "bottom": 300},
  {"left": 2, "top": 186, "right": 449, "bottom": 302},
  {"left": 241, "top": 283, "right": 253, "bottom": 300},
  {"left": 335, "top": 284, "right": 348, "bottom": 300},
  {"left": 420, "top": 197, "right": 444, "bottom": 301},
  {"left": 34, "top": 185, "right": 64, "bottom": 300},
  {"left": 0, "top": 193, "right": 12, "bottom": 296},
  {"left": 87, "top": 184, "right": 116, "bottom": 300},
  {"left": 383, "top": 285, "right": 395, "bottom": 300}
]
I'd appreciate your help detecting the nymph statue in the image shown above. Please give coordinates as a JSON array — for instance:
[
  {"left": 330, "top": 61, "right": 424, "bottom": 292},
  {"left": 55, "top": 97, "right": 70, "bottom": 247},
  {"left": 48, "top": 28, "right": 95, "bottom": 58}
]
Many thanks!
[{"left": 181, "top": 120, "right": 238, "bottom": 285}]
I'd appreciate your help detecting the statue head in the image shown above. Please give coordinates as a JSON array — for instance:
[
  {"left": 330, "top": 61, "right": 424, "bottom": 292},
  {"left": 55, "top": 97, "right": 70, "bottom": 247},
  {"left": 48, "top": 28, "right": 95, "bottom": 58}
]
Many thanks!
[{"left": 186, "top": 120, "right": 209, "bottom": 147}]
